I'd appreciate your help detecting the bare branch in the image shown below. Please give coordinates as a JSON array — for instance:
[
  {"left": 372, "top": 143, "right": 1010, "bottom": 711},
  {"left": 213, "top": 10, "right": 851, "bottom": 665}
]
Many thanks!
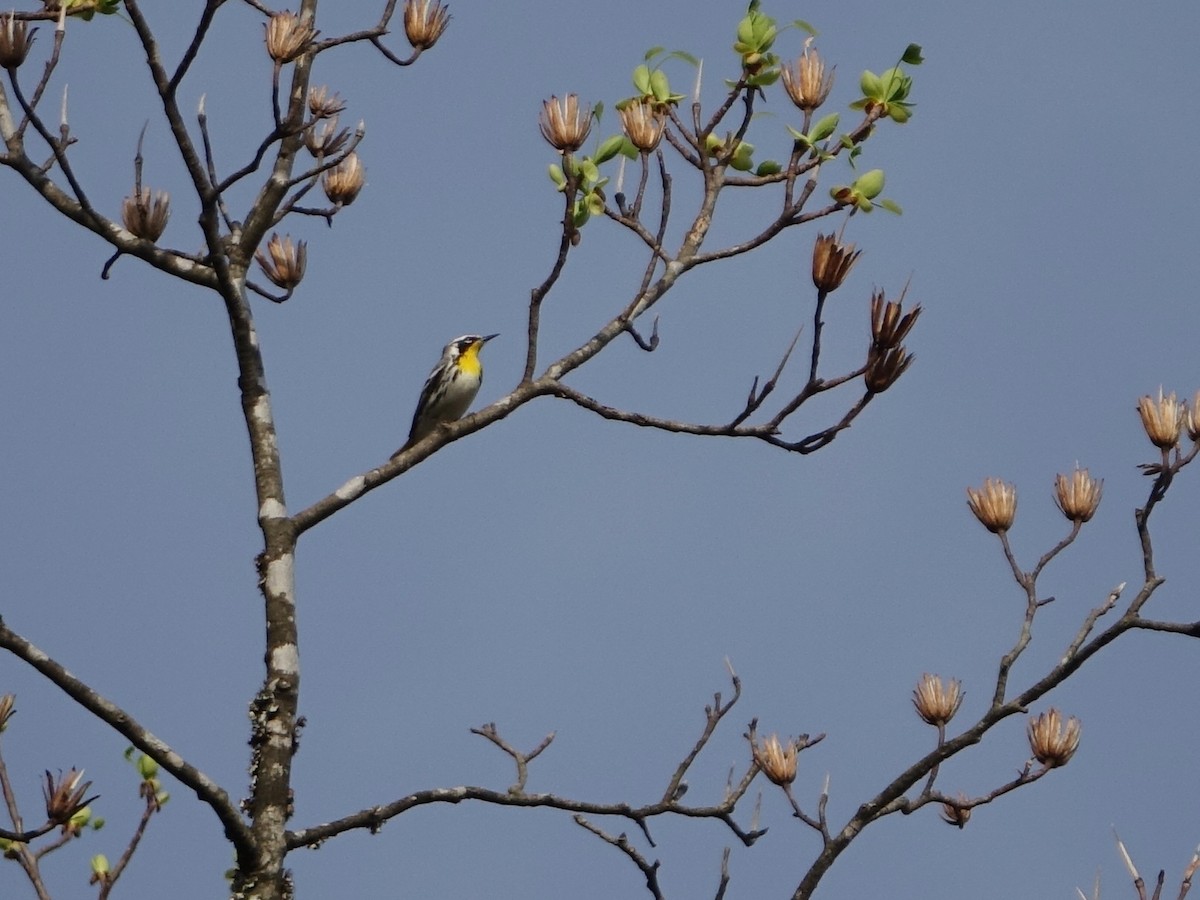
[
  {"left": 470, "top": 723, "right": 555, "bottom": 795},
  {"left": 0, "top": 617, "right": 253, "bottom": 863},
  {"left": 574, "top": 815, "right": 665, "bottom": 900}
]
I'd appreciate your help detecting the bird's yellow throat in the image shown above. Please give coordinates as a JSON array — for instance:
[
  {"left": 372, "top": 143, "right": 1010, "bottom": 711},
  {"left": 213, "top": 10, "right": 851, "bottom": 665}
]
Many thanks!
[{"left": 458, "top": 341, "right": 484, "bottom": 377}]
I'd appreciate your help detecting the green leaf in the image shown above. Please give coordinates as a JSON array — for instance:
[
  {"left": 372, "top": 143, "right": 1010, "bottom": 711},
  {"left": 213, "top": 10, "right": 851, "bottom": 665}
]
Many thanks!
[
  {"left": 548, "top": 164, "right": 566, "bottom": 190},
  {"left": 619, "top": 138, "right": 640, "bottom": 160},
  {"left": 808, "top": 112, "right": 839, "bottom": 142},
  {"left": 888, "top": 103, "right": 912, "bottom": 123},
  {"left": 736, "top": 15, "right": 756, "bottom": 46},
  {"left": 901, "top": 43, "right": 924, "bottom": 65},
  {"left": 853, "top": 168, "right": 885, "bottom": 198},
  {"left": 580, "top": 158, "right": 600, "bottom": 183},
  {"left": 730, "top": 142, "right": 755, "bottom": 170},
  {"left": 592, "top": 101, "right": 604, "bottom": 122},
  {"left": 859, "top": 69, "right": 883, "bottom": 98},
  {"left": 786, "top": 124, "right": 811, "bottom": 145},
  {"left": 644, "top": 45, "right": 665, "bottom": 62},
  {"left": 878, "top": 198, "right": 903, "bottom": 215},
  {"left": 594, "top": 134, "right": 625, "bottom": 164},
  {"left": 586, "top": 191, "right": 606, "bottom": 215},
  {"left": 633, "top": 64, "right": 652, "bottom": 95},
  {"left": 572, "top": 200, "right": 591, "bottom": 227},
  {"left": 649, "top": 68, "right": 671, "bottom": 103},
  {"left": 747, "top": 69, "right": 780, "bottom": 87},
  {"left": 793, "top": 19, "right": 817, "bottom": 36},
  {"left": 755, "top": 160, "right": 782, "bottom": 176},
  {"left": 669, "top": 50, "right": 700, "bottom": 67}
]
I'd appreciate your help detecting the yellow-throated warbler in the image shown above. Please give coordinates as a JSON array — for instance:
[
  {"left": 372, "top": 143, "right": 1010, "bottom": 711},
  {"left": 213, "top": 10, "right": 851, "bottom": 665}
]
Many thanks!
[{"left": 394, "top": 333, "right": 498, "bottom": 457}]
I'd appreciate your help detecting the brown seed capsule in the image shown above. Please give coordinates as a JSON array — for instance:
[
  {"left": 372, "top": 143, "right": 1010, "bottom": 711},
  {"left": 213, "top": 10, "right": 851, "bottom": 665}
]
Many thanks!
[
  {"left": 864, "top": 345, "right": 913, "bottom": 393},
  {"left": 307, "top": 85, "right": 346, "bottom": 119},
  {"left": 539, "top": 94, "right": 592, "bottom": 154},
  {"left": 966, "top": 478, "right": 1016, "bottom": 534},
  {"left": 912, "top": 674, "right": 963, "bottom": 727},
  {"left": 403, "top": 0, "right": 450, "bottom": 50},
  {"left": 121, "top": 188, "right": 171, "bottom": 242},
  {"left": 1027, "top": 708, "right": 1081, "bottom": 768},
  {"left": 870, "top": 290, "right": 921, "bottom": 351},
  {"left": 304, "top": 115, "right": 350, "bottom": 157},
  {"left": 751, "top": 733, "right": 798, "bottom": 786},
  {"left": 43, "top": 769, "right": 94, "bottom": 824},
  {"left": 323, "top": 153, "right": 365, "bottom": 207},
  {"left": 0, "top": 13, "right": 35, "bottom": 70},
  {"left": 255, "top": 233, "right": 307, "bottom": 291},
  {"left": 1053, "top": 466, "right": 1103, "bottom": 523},
  {"left": 1137, "top": 387, "right": 1183, "bottom": 450},
  {"left": 811, "top": 232, "right": 860, "bottom": 293},
  {"left": 939, "top": 793, "right": 971, "bottom": 829},
  {"left": 1187, "top": 391, "right": 1200, "bottom": 443},
  {"left": 619, "top": 100, "right": 666, "bottom": 153},
  {"left": 780, "top": 48, "right": 834, "bottom": 112},
  {"left": 0, "top": 694, "right": 14, "bottom": 732},
  {"left": 264, "top": 11, "right": 314, "bottom": 64}
]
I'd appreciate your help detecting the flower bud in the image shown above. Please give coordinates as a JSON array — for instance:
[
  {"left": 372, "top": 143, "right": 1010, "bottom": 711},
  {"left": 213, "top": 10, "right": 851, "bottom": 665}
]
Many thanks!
[
  {"left": 539, "top": 94, "right": 592, "bottom": 153},
  {"left": 255, "top": 234, "right": 307, "bottom": 291},
  {"left": 1027, "top": 708, "right": 1081, "bottom": 768},
  {"left": 780, "top": 48, "right": 834, "bottom": 111},
  {"left": 1137, "top": 387, "right": 1183, "bottom": 450},
  {"left": 121, "top": 188, "right": 170, "bottom": 242},
  {"left": 966, "top": 478, "right": 1016, "bottom": 534},
  {"left": 1053, "top": 466, "right": 1102, "bottom": 523},
  {"left": 751, "top": 733, "right": 798, "bottom": 786},
  {"left": 403, "top": 0, "right": 450, "bottom": 50},
  {"left": 811, "top": 232, "right": 860, "bottom": 293},
  {"left": 912, "top": 674, "right": 963, "bottom": 727},
  {"left": 136, "top": 754, "right": 159, "bottom": 781},
  {"left": 89, "top": 853, "right": 110, "bottom": 885},
  {"left": 322, "top": 152, "right": 365, "bottom": 206},
  {"left": 264, "top": 11, "right": 314, "bottom": 64}
]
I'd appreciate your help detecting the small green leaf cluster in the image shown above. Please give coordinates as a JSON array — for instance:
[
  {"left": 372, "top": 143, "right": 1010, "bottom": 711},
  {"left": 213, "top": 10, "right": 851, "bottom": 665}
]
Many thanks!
[
  {"left": 703, "top": 133, "right": 779, "bottom": 176},
  {"left": 618, "top": 54, "right": 687, "bottom": 110},
  {"left": 786, "top": 112, "right": 839, "bottom": 153},
  {"left": 548, "top": 152, "right": 611, "bottom": 229},
  {"left": 126, "top": 745, "right": 171, "bottom": 807},
  {"left": 733, "top": 1, "right": 780, "bottom": 86},
  {"left": 829, "top": 169, "right": 901, "bottom": 214},
  {"left": 64, "top": 0, "right": 122, "bottom": 20},
  {"left": 851, "top": 45, "right": 922, "bottom": 123}
]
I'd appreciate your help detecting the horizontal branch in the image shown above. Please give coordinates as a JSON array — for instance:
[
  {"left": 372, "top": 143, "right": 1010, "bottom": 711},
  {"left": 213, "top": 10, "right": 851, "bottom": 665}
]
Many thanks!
[
  {"left": 285, "top": 782, "right": 761, "bottom": 851},
  {"left": 548, "top": 382, "right": 777, "bottom": 440}
]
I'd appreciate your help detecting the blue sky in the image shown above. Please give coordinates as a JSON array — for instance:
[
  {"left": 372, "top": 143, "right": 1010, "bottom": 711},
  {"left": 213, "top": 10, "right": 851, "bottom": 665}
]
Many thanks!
[{"left": 2, "top": 1, "right": 1199, "bottom": 898}]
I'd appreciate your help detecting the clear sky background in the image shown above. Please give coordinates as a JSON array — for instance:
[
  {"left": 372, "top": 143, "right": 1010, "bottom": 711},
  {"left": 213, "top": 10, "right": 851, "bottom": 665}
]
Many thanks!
[{"left": 2, "top": 1, "right": 1199, "bottom": 898}]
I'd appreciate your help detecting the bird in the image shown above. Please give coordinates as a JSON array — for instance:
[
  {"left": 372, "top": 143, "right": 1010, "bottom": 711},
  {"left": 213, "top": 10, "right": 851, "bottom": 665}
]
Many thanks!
[{"left": 393, "top": 333, "right": 498, "bottom": 457}]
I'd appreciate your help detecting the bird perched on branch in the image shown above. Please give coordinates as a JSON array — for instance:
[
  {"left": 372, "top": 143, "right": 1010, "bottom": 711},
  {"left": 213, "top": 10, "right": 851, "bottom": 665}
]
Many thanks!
[{"left": 393, "top": 333, "right": 498, "bottom": 457}]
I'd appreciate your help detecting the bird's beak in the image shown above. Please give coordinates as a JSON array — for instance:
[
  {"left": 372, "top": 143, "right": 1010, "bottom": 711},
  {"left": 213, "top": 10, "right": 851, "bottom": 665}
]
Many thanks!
[{"left": 481, "top": 333, "right": 499, "bottom": 343}]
